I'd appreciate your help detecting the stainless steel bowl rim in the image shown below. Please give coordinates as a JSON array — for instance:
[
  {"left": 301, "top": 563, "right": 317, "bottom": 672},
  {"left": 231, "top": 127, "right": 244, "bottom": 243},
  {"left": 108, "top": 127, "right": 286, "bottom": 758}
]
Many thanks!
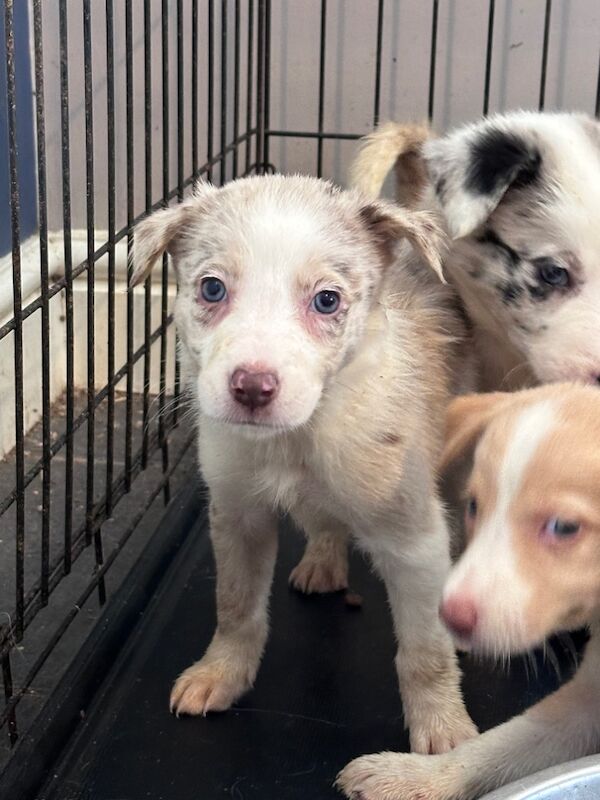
[{"left": 480, "top": 754, "right": 600, "bottom": 799}]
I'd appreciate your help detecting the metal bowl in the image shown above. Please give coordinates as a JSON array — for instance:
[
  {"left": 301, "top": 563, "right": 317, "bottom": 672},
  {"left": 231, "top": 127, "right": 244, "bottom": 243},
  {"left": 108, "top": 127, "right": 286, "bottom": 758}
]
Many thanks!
[{"left": 481, "top": 755, "right": 600, "bottom": 799}]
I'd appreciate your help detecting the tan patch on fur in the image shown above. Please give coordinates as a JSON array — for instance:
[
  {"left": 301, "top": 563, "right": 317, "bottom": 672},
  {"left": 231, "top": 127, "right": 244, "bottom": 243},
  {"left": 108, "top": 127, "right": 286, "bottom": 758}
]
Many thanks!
[
  {"left": 379, "top": 432, "right": 402, "bottom": 445},
  {"left": 394, "top": 148, "right": 429, "bottom": 208},
  {"left": 508, "top": 390, "right": 600, "bottom": 640},
  {"left": 441, "top": 391, "right": 513, "bottom": 472}
]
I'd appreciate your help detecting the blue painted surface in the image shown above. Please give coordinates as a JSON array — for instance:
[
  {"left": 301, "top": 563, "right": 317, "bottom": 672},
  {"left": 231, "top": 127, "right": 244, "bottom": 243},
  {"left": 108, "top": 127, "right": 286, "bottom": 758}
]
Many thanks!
[{"left": 0, "top": 2, "right": 37, "bottom": 257}]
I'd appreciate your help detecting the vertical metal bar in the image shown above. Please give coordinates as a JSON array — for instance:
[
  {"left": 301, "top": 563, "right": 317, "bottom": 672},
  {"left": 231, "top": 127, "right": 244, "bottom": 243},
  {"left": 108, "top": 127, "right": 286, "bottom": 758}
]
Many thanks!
[
  {"left": 82, "top": 4, "right": 94, "bottom": 515},
  {"left": 32, "top": 0, "right": 51, "bottom": 606},
  {"left": 173, "top": 0, "right": 184, "bottom": 423},
  {"left": 160, "top": 0, "right": 171, "bottom": 504},
  {"left": 2, "top": 654, "right": 17, "bottom": 744},
  {"left": 125, "top": 0, "right": 135, "bottom": 492},
  {"left": 256, "top": 0, "right": 265, "bottom": 172},
  {"left": 192, "top": 0, "right": 198, "bottom": 176},
  {"left": 207, "top": 0, "right": 215, "bottom": 182},
  {"left": 220, "top": 0, "right": 228, "bottom": 184},
  {"left": 4, "top": 0, "right": 25, "bottom": 642},
  {"left": 596, "top": 51, "right": 600, "bottom": 118},
  {"left": 142, "top": 0, "right": 153, "bottom": 470},
  {"left": 59, "top": 0, "right": 74, "bottom": 576},
  {"left": 263, "top": 0, "right": 271, "bottom": 171},
  {"left": 245, "top": 0, "right": 254, "bottom": 174},
  {"left": 106, "top": 0, "right": 116, "bottom": 505},
  {"left": 483, "top": 0, "right": 495, "bottom": 115},
  {"left": 177, "top": 0, "right": 184, "bottom": 199},
  {"left": 538, "top": 0, "right": 552, "bottom": 111},
  {"left": 232, "top": 0, "right": 241, "bottom": 177},
  {"left": 427, "top": 0, "right": 439, "bottom": 122},
  {"left": 373, "top": 0, "right": 384, "bottom": 126},
  {"left": 316, "top": 0, "right": 327, "bottom": 178},
  {"left": 83, "top": 0, "right": 105, "bottom": 604}
]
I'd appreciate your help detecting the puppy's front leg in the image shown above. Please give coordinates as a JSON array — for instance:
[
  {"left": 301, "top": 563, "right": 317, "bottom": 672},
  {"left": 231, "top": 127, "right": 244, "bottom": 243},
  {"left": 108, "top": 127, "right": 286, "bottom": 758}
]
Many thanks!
[
  {"left": 170, "top": 499, "right": 278, "bottom": 716},
  {"left": 339, "top": 629, "right": 600, "bottom": 800},
  {"left": 360, "top": 495, "right": 477, "bottom": 755}
]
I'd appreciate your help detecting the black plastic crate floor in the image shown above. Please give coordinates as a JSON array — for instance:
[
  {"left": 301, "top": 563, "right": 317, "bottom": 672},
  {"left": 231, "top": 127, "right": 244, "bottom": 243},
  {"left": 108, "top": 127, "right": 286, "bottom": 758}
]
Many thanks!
[{"left": 38, "top": 510, "right": 577, "bottom": 800}]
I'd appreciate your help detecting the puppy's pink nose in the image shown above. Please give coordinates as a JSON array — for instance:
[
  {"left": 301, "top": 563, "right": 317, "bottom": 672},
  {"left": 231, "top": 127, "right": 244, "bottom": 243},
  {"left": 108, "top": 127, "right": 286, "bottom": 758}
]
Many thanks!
[
  {"left": 440, "top": 596, "right": 478, "bottom": 640},
  {"left": 230, "top": 368, "right": 279, "bottom": 410}
]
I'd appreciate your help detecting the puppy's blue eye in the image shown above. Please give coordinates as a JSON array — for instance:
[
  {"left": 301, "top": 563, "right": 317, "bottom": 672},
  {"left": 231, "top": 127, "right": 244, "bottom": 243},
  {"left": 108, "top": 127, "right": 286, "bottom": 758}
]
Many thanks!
[
  {"left": 201, "top": 277, "right": 227, "bottom": 303},
  {"left": 466, "top": 497, "right": 477, "bottom": 518},
  {"left": 543, "top": 517, "right": 580, "bottom": 538},
  {"left": 537, "top": 261, "right": 570, "bottom": 288},
  {"left": 312, "top": 290, "right": 340, "bottom": 315}
]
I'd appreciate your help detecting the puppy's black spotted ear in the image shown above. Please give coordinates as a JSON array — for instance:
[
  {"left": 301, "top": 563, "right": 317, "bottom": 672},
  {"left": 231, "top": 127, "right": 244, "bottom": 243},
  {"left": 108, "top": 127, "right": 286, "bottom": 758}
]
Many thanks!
[
  {"left": 359, "top": 201, "right": 447, "bottom": 282},
  {"left": 130, "top": 181, "right": 216, "bottom": 286},
  {"left": 423, "top": 123, "right": 541, "bottom": 239}
]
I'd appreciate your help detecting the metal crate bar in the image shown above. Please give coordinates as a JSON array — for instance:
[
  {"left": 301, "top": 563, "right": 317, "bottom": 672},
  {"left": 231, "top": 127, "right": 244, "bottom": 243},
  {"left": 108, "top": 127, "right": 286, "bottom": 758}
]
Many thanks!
[
  {"left": 0, "top": 2, "right": 260, "bottom": 747},
  {"left": 105, "top": 0, "right": 117, "bottom": 515}
]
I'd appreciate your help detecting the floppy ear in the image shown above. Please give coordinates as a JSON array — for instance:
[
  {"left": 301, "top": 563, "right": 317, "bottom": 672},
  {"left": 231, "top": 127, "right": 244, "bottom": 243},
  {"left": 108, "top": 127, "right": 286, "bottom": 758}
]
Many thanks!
[
  {"left": 359, "top": 201, "right": 447, "bottom": 282},
  {"left": 440, "top": 391, "right": 514, "bottom": 472},
  {"left": 423, "top": 122, "right": 541, "bottom": 240},
  {"left": 130, "top": 181, "right": 216, "bottom": 287}
]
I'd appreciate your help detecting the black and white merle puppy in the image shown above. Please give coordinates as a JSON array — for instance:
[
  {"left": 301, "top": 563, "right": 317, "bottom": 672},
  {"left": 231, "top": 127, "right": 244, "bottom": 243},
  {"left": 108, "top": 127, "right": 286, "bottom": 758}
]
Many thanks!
[{"left": 353, "top": 111, "right": 600, "bottom": 390}]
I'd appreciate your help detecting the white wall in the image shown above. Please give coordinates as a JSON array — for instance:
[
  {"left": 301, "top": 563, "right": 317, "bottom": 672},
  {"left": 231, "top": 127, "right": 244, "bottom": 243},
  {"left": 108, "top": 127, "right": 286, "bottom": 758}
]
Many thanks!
[{"left": 269, "top": 0, "right": 600, "bottom": 183}]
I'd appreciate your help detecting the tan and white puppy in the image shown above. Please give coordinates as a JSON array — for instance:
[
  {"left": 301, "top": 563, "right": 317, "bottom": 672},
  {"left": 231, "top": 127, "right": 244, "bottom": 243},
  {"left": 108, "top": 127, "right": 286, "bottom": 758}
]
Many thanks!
[
  {"left": 339, "top": 383, "right": 600, "bottom": 800},
  {"left": 131, "top": 175, "right": 478, "bottom": 754}
]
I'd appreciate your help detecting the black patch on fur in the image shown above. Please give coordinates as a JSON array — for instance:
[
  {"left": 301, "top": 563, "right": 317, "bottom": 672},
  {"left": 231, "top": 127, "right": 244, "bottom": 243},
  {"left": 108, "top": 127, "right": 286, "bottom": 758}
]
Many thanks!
[
  {"left": 497, "top": 281, "right": 524, "bottom": 306},
  {"left": 476, "top": 229, "right": 521, "bottom": 272},
  {"left": 526, "top": 282, "right": 553, "bottom": 302},
  {"left": 466, "top": 129, "right": 541, "bottom": 197},
  {"left": 435, "top": 176, "right": 447, "bottom": 202}
]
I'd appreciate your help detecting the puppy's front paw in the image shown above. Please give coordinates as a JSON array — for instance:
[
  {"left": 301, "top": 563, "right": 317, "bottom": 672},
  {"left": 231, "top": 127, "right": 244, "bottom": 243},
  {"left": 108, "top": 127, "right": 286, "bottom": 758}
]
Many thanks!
[
  {"left": 169, "top": 660, "right": 251, "bottom": 716},
  {"left": 337, "top": 752, "right": 460, "bottom": 800},
  {"left": 410, "top": 706, "right": 478, "bottom": 755}
]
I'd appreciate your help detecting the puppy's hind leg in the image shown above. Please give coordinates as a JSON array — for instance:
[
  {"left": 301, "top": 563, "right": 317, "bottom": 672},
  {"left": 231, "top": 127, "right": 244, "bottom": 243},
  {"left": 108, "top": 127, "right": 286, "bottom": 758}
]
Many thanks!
[
  {"left": 170, "top": 498, "right": 278, "bottom": 716},
  {"left": 288, "top": 514, "right": 349, "bottom": 595}
]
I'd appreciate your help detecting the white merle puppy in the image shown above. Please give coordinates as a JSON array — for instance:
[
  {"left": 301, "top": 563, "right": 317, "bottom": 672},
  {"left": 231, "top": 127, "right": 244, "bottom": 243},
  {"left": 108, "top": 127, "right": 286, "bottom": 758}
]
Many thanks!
[
  {"left": 351, "top": 111, "right": 600, "bottom": 390},
  {"left": 131, "top": 175, "right": 477, "bottom": 754}
]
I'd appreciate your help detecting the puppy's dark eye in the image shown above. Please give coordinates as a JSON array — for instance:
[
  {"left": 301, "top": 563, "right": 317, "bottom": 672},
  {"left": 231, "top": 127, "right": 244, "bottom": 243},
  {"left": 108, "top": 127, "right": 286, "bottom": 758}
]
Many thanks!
[
  {"left": 200, "top": 277, "right": 227, "bottom": 303},
  {"left": 543, "top": 517, "right": 580, "bottom": 539},
  {"left": 536, "top": 261, "right": 570, "bottom": 288},
  {"left": 312, "top": 290, "right": 340, "bottom": 315},
  {"left": 466, "top": 497, "right": 477, "bottom": 518}
]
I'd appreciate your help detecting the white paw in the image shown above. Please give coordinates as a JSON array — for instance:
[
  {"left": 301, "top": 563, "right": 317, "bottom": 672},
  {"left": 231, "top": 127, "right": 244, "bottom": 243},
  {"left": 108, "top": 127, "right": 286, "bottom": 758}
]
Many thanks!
[
  {"left": 337, "top": 751, "right": 459, "bottom": 800},
  {"left": 410, "top": 706, "right": 478, "bottom": 755},
  {"left": 169, "top": 660, "right": 251, "bottom": 716}
]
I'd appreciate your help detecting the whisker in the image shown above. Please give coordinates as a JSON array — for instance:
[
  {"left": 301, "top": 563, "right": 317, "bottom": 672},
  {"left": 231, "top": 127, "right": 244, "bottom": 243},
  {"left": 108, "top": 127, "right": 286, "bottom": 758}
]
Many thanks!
[{"left": 543, "top": 639, "right": 562, "bottom": 682}]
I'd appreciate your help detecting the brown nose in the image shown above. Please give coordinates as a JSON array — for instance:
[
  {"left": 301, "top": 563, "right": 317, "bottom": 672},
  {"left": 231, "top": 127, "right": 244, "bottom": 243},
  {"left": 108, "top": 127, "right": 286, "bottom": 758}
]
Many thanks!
[
  {"left": 230, "top": 368, "right": 279, "bottom": 410},
  {"left": 439, "top": 596, "right": 478, "bottom": 640}
]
